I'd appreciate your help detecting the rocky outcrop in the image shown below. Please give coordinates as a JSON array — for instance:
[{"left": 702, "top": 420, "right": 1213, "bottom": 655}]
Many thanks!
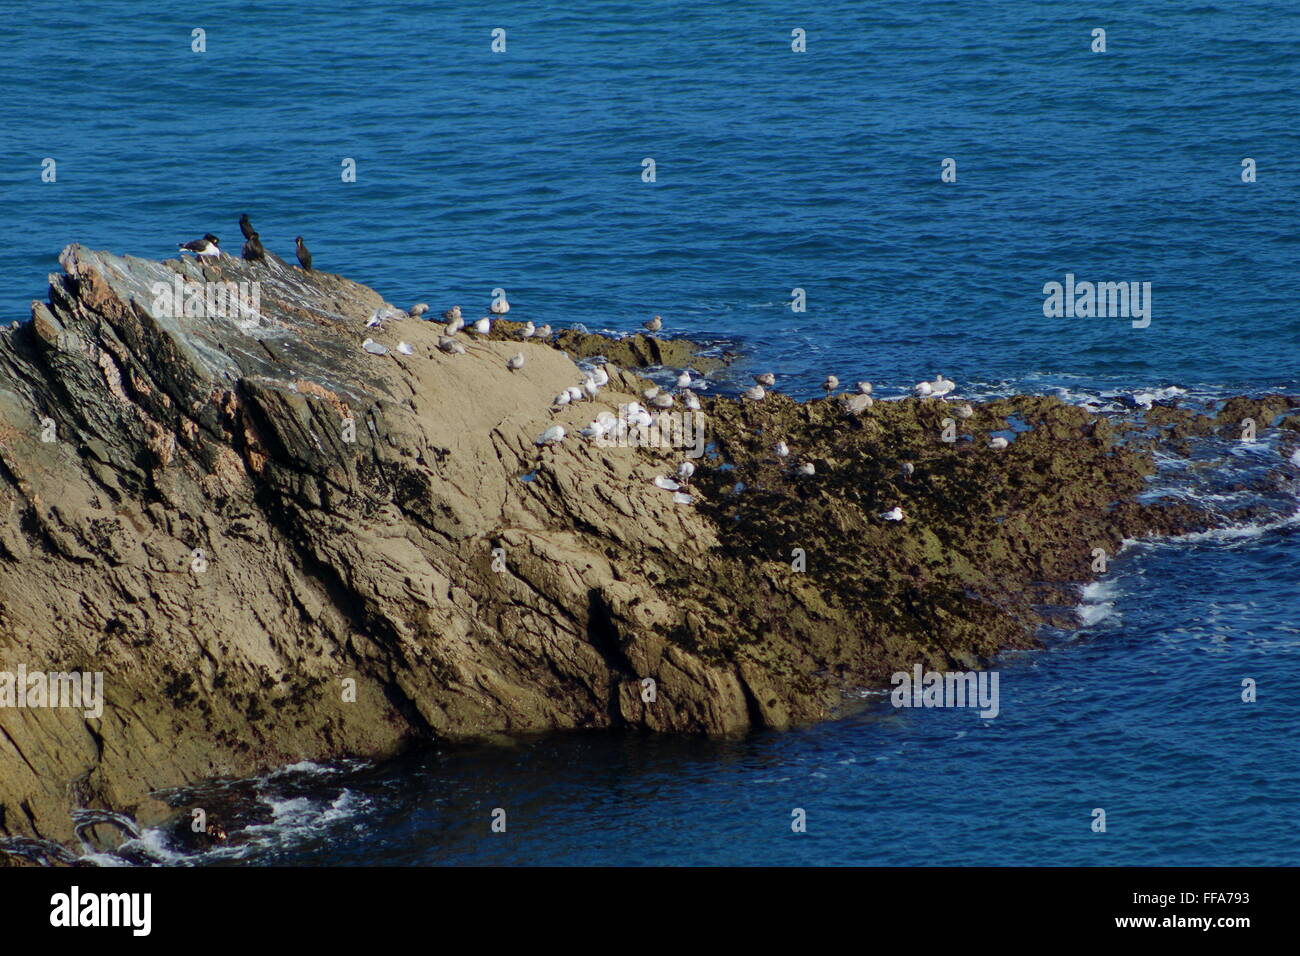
[{"left": 0, "top": 245, "right": 1291, "bottom": 852}]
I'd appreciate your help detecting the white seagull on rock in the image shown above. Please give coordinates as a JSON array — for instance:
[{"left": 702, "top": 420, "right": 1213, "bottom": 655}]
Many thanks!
[
  {"left": 536, "top": 425, "right": 565, "bottom": 446},
  {"left": 880, "top": 506, "right": 906, "bottom": 522}
]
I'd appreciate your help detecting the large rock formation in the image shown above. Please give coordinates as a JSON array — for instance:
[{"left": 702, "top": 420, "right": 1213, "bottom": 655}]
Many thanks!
[{"left": 0, "top": 245, "right": 1290, "bottom": 854}]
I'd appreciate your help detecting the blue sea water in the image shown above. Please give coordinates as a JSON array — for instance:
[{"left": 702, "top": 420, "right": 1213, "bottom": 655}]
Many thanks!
[{"left": 2, "top": 0, "right": 1298, "bottom": 865}]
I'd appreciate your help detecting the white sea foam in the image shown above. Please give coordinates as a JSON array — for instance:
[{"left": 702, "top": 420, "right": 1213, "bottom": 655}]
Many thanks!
[
  {"left": 1077, "top": 578, "right": 1121, "bottom": 627},
  {"left": 1131, "top": 385, "right": 1187, "bottom": 408}
]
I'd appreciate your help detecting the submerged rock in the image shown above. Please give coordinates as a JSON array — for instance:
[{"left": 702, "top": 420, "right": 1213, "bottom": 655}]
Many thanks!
[{"left": 0, "top": 244, "right": 1291, "bottom": 854}]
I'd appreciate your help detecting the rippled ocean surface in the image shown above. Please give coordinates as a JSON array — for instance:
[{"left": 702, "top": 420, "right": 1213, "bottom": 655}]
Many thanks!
[{"left": 2, "top": 1, "right": 1298, "bottom": 865}]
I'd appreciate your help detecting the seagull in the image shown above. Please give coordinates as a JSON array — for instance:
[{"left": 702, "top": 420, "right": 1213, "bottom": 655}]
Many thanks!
[
  {"left": 651, "top": 393, "right": 674, "bottom": 409},
  {"left": 239, "top": 214, "right": 256, "bottom": 241},
  {"left": 490, "top": 290, "right": 510, "bottom": 315},
  {"left": 676, "top": 371, "right": 692, "bottom": 389},
  {"left": 553, "top": 391, "right": 571, "bottom": 407},
  {"left": 823, "top": 375, "right": 839, "bottom": 395},
  {"left": 625, "top": 404, "right": 653, "bottom": 428},
  {"left": 754, "top": 373, "right": 776, "bottom": 387},
  {"left": 534, "top": 324, "right": 552, "bottom": 338},
  {"left": 643, "top": 386, "right": 660, "bottom": 400},
  {"left": 913, "top": 380, "right": 933, "bottom": 397},
  {"left": 445, "top": 315, "right": 465, "bottom": 335},
  {"left": 437, "top": 336, "right": 465, "bottom": 354},
  {"left": 397, "top": 342, "right": 414, "bottom": 355},
  {"left": 682, "top": 391, "right": 701, "bottom": 411},
  {"left": 930, "top": 374, "right": 956, "bottom": 398},
  {"left": 677, "top": 461, "right": 695, "bottom": 480},
  {"left": 566, "top": 386, "right": 584, "bottom": 403},
  {"left": 241, "top": 233, "right": 265, "bottom": 261},
  {"left": 579, "top": 420, "right": 608, "bottom": 439},
  {"left": 295, "top": 236, "right": 312, "bottom": 271},
  {"left": 409, "top": 303, "right": 429, "bottom": 319},
  {"left": 856, "top": 381, "right": 873, "bottom": 395},
  {"left": 590, "top": 367, "right": 609, "bottom": 387},
  {"left": 643, "top": 315, "right": 662, "bottom": 334},
  {"left": 366, "top": 312, "right": 384, "bottom": 328},
  {"left": 672, "top": 491, "right": 693, "bottom": 505},
  {"left": 839, "top": 393, "right": 873, "bottom": 415},
  {"left": 989, "top": 436, "right": 1009, "bottom": 450},
  {"left": 879, "top": 506, "right": 906, "bottom": 522},
  {"left": 653, "top": 475, "right": 681, "bottom": 490},
  {"left": 955, "top": 403, "right": 974, "bottom": 420},
  {"left": 774, "top": 441, "right": 789, "bottom": 458},
  {"left": 536, "top": 425, "right": 565, "bottom": 446},
  {"left": 900, "top": 462, "right": 914, "bottom": 479},
  {"left": 443, "top": 306, "right": 462, "bottom": 323},
  {"left": 179, "top": 234, "right": 221, "bottom": 258},
  {"left": 520, "top": 321, "right": 535, "bottom": 337},
  {"left": 361, "top": 338, "right": 388, "bottom": 355},
  {"left": 583, "top": 377, "right": 599, "bottom": 399},
  {"left": 795, "top": 461, "right": 816, "bottom": 476},
  {"left": 507, "top": 353, "right": 525, "bottom": 371},
  {"left": 471, "top": 317, "right": 491, "bottom": 335},
  {"left": 744, "top": 385, "right": 766, "bottom": 401}
]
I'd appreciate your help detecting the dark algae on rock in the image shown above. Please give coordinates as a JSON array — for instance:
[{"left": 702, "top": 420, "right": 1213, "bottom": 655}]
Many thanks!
[{"left": 0, "top": 245, "right": 1293, "bottom": 858}]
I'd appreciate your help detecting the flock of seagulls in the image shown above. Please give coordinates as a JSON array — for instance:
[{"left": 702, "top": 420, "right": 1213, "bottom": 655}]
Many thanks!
[
  {"left": 171, "top": 225, "right": 1013, "bottom": 528},
  {"left": 726, "top": 364, "right": 1017, "bottom": 519}
]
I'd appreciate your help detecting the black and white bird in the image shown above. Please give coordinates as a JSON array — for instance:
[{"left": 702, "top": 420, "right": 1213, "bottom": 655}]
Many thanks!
[
  {"left": 239, "top": 214, "right": 257, "bottom": 241},
  {"left": 179, "top": 234, "right": 221, "bottom": 258},
  {"left": 242, "top": 233, "right": 265, "bottom": 261},
  {"left": 295, "top": 236, "right": 313, "bottom": 271}
]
